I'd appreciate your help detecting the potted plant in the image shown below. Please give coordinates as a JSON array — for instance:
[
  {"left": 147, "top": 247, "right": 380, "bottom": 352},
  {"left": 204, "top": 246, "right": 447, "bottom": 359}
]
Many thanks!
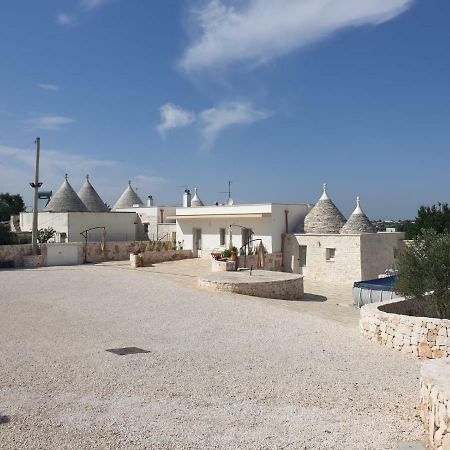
[
  {"left": 221, "top": 249, "right": 232, "bottom": 259},
  {"left": 230, "top": 246, "right": 238, "bottom": 263},
  {"left": 130, "top": 249, "right": 144, "bottom": 267}
]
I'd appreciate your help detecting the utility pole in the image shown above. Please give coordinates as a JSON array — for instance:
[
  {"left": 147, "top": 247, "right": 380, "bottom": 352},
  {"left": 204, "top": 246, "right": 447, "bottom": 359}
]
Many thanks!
[{"left": 30, "top": 137, "right": 42, "bottom": 255}]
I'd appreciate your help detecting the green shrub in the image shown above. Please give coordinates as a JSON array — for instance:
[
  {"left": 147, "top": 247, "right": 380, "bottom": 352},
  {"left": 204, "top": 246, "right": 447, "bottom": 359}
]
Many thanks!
[
  {"left": 395, "top": 229, "right": 450, "bottom": 319},
  {"left": 0, "top": 223, "right": 12, "bottom": 245},
  {"left": 38, "top": 227, "right": 56, "bottom": 243},
  {"left": 222, "top": 249, "right": 231, "bottom": 258}
]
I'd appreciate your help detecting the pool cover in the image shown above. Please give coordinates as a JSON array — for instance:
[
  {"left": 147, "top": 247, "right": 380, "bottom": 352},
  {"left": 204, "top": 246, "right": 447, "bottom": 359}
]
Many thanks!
[{"left": 353, "top": 276, "right": 397, "bottom": 292}]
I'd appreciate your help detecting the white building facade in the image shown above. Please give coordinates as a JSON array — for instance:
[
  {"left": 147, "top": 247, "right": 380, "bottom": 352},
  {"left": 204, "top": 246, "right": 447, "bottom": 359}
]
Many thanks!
[
  {"left": 175, "top": 203, "right": 310, "bottom": 257},
  {"left": 283, "top": 185, "right": 405, "bottom": 285},
  {"left": 112, "top": 182, "right": 176, "bottom": 241},
  {"left": 20, "top": 211, "right": 139, "bottom": 242},
  {"left": 20, "top": 175, "right": 141, "bottom": 242}
]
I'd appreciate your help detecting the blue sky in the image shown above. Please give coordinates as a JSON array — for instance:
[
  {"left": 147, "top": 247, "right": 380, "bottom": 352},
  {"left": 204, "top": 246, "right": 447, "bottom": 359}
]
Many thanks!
[{"left": 0, "top": 0, "right": 449, "bottom": 219}]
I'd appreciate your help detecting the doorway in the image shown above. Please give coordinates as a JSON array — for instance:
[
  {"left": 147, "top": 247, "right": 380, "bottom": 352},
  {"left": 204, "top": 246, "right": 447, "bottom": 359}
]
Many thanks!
[
  {"left": 298, "top": 245, "right": 307, "bottom": 275},
  {"left": 193, "top": 228, "right": 202, "bottom": 257}
]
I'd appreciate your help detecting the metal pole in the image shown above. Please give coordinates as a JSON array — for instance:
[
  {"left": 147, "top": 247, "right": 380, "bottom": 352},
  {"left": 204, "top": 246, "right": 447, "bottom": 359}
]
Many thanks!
[{"left": 31, "top": 137, "right": 40, "bottom": 255}]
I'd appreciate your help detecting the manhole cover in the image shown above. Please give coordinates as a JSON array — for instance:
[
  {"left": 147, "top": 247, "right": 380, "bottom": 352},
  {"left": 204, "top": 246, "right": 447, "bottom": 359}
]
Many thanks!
[
  {"left": 397, "top": 443, "right": 425, "bottom": 450},
  {"left": 106, "top": 347, "right": 150, "bottom": 356}
]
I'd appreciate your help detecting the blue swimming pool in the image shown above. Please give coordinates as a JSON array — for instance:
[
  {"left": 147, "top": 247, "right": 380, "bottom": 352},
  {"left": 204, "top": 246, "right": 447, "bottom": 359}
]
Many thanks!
[{"left": 353, "top": 276, "right": 401, "bottom": 307}]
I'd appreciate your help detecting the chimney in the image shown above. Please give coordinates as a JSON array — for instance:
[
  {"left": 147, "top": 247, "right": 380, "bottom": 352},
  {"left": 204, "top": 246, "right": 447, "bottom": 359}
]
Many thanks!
[
  {"left": 147, "top": 195, "right": 154, "bottom": 207},
  {"left": 183, "top": 189, "right": 191, "bottom": 207}
]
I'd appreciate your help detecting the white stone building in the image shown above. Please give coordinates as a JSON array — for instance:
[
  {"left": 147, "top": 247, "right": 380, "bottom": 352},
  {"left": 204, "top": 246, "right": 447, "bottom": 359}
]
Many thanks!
[
  {"left": 175, "top": 188, "right": 310, "bottom": 257},
  {"left": 112, "top": 181, "right": 176, "bottom": 242},
  {"left": 283, "top": 184, "right": 405, "bottom": 285},
  {"left": 20, "top": 175, "right": 140, "bottom": 242}
]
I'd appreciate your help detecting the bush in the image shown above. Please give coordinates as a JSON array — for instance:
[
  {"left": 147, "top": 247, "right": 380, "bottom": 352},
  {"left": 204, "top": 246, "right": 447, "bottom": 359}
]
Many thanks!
[
  {"left": 0, "top": 223, "right": 12, "bottom": 245},
  {"left": 222, "top": 249, "right": 231, "bottom": 258},
  {"left": 406, "top": 202, "right": 450, "bottom": 239},
  {"left": 395, "top": 229, "right": 450, "bottom": 319},
  {"left": 38, "top": 227, "right": 56, "bottom": 243}
]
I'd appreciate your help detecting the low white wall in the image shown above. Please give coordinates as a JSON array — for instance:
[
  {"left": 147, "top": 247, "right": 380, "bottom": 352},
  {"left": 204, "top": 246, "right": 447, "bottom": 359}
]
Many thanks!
[{"left": 360, "top": 298, "right": 450, "bottom": 358}]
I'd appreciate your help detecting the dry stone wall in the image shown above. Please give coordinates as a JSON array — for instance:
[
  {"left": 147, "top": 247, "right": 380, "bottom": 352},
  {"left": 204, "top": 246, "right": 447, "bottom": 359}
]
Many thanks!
[
  {"left": 0, "top": 242, "right": 192, "bottom": 267},
  {"left": 238, "top": 252, "right": 283, "bottom": 271},
  {"left": 360, "top": 299, "right": 450, "bottom": 358},
  {"left": 420, "top": 358, "right": 450, "bottom": 449},
  {"left": 0, "top": 244, "right": 34, "bottom": 267},
  {"left": 198, "top": 271, "right": 304, "bottom": 300}
]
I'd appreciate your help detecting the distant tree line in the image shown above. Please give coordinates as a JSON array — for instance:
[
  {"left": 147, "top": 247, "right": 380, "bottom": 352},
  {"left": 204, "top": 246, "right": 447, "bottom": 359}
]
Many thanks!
[
  {"left": 0, "top": 193, "right": 26, "bottom": 245},
  {"left": 373, "top": 202, "right": 450, "bottom": 239},
  {"left": 0, "top": 193, "right": 25, "bottom": 222}
]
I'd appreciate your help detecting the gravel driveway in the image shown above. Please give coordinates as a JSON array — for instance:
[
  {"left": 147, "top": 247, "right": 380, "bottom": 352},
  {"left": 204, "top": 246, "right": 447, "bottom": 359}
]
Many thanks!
[{"left": 0, "top": 264, "right": 424, "bottom": 449}]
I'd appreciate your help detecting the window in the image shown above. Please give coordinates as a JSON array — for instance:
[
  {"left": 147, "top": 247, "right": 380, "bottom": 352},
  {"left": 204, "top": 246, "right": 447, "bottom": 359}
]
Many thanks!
[
  {"left": 143, "top": 223, "right": 149, "bottom": 233},
  {"left": 193, "top": 228, "right": 202, "bottom": 250},
  {"left": 219, "top": 228, "right": 226, "bottom": 246},
  {"left": 326, "top": 248, "right": 336, "bottom": 261},
  {"left": 299, "top": 245, "right": 307, "bottom": 267}
]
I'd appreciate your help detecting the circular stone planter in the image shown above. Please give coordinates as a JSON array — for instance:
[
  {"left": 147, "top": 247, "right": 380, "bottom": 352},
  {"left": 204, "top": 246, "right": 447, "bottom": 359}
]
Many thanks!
[
  {"left": 198, "top": 270, "right": 304, "bottom": 300},
  {"left": 360, "top": 298, "right": 450, "bottom": 358}
]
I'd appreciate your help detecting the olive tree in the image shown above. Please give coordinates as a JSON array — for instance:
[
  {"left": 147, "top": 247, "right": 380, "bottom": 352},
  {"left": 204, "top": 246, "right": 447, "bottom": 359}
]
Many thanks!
[
  {"left": 395, "top": 229, "right": 450, "bottom": 319},
  {"left": 0, "top": 193, "right": 25, "bottom": 222},
  {"left": 38, "top": 227, "right": 56, "bottom": 243}
]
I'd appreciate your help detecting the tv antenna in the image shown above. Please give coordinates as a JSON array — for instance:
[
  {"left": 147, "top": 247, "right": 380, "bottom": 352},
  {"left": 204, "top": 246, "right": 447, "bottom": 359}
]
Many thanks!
[
  {"left": 219, "top": 180, "right": 233, "bottom": 204},
  {"left": 177, "top": 184, "right": 189, "bottom": 191}
]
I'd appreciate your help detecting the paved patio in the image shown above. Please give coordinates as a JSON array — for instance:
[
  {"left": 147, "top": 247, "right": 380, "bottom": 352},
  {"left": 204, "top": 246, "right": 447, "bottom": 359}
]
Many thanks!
[{"left": 0, "top": 261, "right": 424, "bottom": 449}]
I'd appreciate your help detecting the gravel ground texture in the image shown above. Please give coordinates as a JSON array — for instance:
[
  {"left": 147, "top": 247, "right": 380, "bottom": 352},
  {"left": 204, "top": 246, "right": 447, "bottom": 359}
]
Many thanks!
[{"left": 0, "top": 264, "right": 424, "bottom": 449}]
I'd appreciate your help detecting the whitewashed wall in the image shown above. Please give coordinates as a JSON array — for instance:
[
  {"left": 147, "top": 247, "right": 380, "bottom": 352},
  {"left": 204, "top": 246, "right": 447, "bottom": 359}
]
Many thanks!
[
  {"left": 175, "top": 204, "right": 309, "bottom": 257},
  {"left": 360, "top": 232, "right": 404, "bottom": 280},
  {"left": 20, "top": 212, "right": 138, "bottom": 242},
  {"left": 176, "top": 215, "right": 274, "bottom": 257},
  {"left": 284, "top": 232, "right": 405, "bottom": 285}
]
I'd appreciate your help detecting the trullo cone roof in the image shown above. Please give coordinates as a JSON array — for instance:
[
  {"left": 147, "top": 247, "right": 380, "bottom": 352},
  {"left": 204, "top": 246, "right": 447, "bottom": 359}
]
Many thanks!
[
  {"left": 304, "top": 183, "right": 346, "bottom": 234},
  {"left": 340, "top": 196, "right": 375, "bottom": 234},
  {"left": 191, "top": 187, "right": 204, "bottom": 207},
  {"left": 45, "top": 175, "right": 88, "bottom": 212},
  {"left": 77, "top": 175, "right": 108, "bottom": 212},
  {"left": 113, "top": 181, "right": 144, "bottom": 209}
]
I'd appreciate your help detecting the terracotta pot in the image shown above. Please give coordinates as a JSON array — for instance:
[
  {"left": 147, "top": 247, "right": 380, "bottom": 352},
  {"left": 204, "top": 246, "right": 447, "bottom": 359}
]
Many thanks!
[{"left": 230, "top": 251, "right": 239, "bottom": 270}]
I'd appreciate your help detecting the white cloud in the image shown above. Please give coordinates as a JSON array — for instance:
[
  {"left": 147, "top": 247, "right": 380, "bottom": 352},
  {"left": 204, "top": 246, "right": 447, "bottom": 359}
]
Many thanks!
[
  {"left": 180, "top": 0, "right": 413, "bottom": 72},
  {"left": 24, "top": 115, "right": 75, "bottom": 131},
  {"left": 0, "top": 144, "right": 169, "bottom": 208},
  {"left": 0, "top": 144, "right": 117, "bottom": 205},
  {"left": 80, "top": 0, "right": 112, "bottom": 10},
  {"left": 199, "top": 102, "right": 270, "bottom": 150},
  {"left": 57, "top": 0, "right": 113, "bottom": 26},
  {"left": 156, "top": 101, "right": 269, "bottom": 149},
  {"left": 37, "top": 83, "right": 60, "bottom": 91},
  {"left": 56, "top": 13, "right": 74, "bottom": 25},
  {"left": 157, "top": 103, "right": 196, "bottom": 137}
]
